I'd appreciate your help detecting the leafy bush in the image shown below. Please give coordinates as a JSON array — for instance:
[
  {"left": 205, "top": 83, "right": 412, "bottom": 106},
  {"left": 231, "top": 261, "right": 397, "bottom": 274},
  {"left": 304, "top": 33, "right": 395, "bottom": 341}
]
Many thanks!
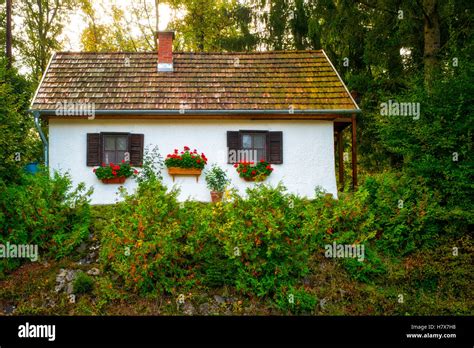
[
  {"left": 216, "top": 184, "right": 313, "bottom": 297},
  {"left": 98, "top": 174, "right": 458, "bottom": 296},
  {"left": 73, "top": 272, "right": 94, "bottom": 294},
  {"left": 135, "top": 145, "right": 164, "bottom": 184},
  {"left": 274, "top": 285, "right": 318, "bottom": 314},
  {"left": 99, "top": 179, "right": 189, "bottom": 294},
  {"left": 0, "top": 170, "right": 92, "bottom": 276},
  {"left": 205, "top": 164, "right": 230, "bottom": 192}
]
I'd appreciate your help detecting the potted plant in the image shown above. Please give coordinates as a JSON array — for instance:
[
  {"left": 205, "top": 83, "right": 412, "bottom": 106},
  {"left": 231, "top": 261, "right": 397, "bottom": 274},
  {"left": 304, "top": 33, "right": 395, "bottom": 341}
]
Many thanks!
[
  {"left": 205, "top": 164, "right": 230, "bottom": 202},
  {"left": 93, "top": 160, "right": 137, "bottom": 184},
  {"left": 165, "top": 146, "right": 207, "bottom": 182},
  {"left": 234, "top": 159, "right": 274, "bottom": 182}
]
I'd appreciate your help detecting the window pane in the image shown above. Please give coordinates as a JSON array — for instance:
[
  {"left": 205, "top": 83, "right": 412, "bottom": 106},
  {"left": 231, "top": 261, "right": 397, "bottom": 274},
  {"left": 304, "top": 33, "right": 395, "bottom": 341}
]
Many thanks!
[
  {"left": 253, "top": 134, "right": 265, "bottom": 148},
  {"left": 242, "top": 134, "right": 252, "bottom": 148},
  {"left": 257, "top": 149, "right": 265, "bottom": 162},
  {"left": 116, "top": 151, "right": 126, "bottom": 162},
  {"left": 104, "top": 136, "right": 115, "bottom": 150},
  {"left": 104, "top": 151, "right": 116, "bottom": 164},
  {"left": 116, "top": 137, "right": 128, "bottom": 151}
]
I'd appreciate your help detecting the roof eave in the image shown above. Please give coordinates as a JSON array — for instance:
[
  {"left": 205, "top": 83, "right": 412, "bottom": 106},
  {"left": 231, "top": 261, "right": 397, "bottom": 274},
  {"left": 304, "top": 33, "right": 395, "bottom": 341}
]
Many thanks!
[{"left": 30, "top": 108, "right": 362, "bottom": 116}]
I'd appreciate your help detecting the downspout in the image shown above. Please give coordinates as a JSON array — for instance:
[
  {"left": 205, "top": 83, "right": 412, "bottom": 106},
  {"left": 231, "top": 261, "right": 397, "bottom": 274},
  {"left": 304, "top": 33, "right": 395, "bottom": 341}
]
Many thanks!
[{"left": 33, "top": 111, "right": 48, "bottom": 167}]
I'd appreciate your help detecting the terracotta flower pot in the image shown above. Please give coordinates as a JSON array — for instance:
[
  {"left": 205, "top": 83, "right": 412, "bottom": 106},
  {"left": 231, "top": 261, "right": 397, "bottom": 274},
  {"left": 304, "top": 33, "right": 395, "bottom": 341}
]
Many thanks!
[
  {"left": 210, "top": 191, "right": 223, "bottom": 203},
  {"left": 243, "top": 176, "right": 256, "bottom": 182},
  {"left": 101, "top": 177, "right": 126, "bottom": 184}
]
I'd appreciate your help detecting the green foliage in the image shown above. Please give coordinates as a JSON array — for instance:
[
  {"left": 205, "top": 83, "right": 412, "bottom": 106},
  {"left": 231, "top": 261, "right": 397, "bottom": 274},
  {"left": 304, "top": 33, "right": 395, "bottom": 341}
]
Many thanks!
[
  {"left": 274, "top": 285, "right": 317, "bottom": 314},
  {"left": 216, "top": 184, "right": 313, "bottom": 297},
  {"left": 99, "top": 179, "right": 187, "bottom": 294},
  {"left": 135, "top": 145, "right": 164, "bottom": 184},
  {"left": 0, "top": 59, "right": 38, "bottom": 183},
  {"left": 168, "top": 0, "right": 258, "bottom": 51},
  {"left": 0, "top": 170, "right": 92, "bottom": 276},
  {"left": 73, "top": 271, "right": 94, "bottom": 294},
  {"left": 204, "top": 164, "right": 230, "bottom": 192}
]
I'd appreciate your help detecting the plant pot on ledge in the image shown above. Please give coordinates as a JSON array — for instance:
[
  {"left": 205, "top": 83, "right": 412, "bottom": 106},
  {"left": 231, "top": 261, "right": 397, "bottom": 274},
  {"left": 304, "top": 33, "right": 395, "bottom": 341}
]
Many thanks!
[
  {"left": 101, "top": 177, "right": 126, "bottom": 184},
  {"left": 210, "top": 191, "right": 223, "bottom": 203},
  {"left": 167, "top": 167, "right": 202, "bottom": 182}
]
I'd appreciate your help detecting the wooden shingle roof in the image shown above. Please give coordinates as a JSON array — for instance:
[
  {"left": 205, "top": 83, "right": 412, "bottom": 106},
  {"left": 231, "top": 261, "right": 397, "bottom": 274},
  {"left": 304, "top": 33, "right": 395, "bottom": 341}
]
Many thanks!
[{"left": 31, "top": 50, "right": 359, "bottom": 115}]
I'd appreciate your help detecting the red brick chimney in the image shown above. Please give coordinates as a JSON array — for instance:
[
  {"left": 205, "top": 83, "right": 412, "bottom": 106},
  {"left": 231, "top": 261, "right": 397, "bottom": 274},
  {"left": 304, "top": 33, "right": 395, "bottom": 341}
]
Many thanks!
[{"left": 157, "top": 31, "right": 174, "bottom": 72}]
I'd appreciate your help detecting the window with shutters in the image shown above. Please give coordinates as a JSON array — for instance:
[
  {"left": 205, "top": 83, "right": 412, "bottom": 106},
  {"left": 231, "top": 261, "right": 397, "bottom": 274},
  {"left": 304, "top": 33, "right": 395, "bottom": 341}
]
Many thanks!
[
  {"left": 86, "top": 132, "right": 144, "bottom": 167},
  {"left": 103, "top": 134, "right": 128, "bottom": 164},
  {"left": 227, "top": 130, "right": 283, "bottom": 164}
]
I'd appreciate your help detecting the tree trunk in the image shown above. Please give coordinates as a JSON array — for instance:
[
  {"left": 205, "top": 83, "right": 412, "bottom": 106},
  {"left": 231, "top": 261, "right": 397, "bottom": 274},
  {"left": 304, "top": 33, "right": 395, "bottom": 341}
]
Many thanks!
[
  {"left": 6, "top": 0, "right": 12, "bottom": 68},
  {"left": 423, "top": 0, "right": 441, "bottom": 88}
]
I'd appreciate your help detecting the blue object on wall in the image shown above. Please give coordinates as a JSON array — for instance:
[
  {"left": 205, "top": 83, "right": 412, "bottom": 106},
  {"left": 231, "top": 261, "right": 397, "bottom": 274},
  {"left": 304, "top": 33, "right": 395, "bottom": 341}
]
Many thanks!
[{"left": 24, "top": 162, "right": 40, "bottom": 174}]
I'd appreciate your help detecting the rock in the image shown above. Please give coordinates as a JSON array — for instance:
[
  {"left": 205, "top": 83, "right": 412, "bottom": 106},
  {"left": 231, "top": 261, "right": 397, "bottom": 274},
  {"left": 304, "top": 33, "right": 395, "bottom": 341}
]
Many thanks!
[
  {"left": 66, "top": 283, "right": 74, "bottom": 295},
  {"left": 57, "top": 269, "right": 67, "bottom": 278},
  {"left": 213, "top": 295, "right": 226, "bottom": 304},
  {"left": 65, "top": 270, "right": 76, "bottom": 282},
  {"left": 77, "top": 242, "right": 87, "bottom": 253},
  {"left": 87, "top": 268, "right": 100, "bottom": 276},
  {"left": 3, "top": 304, "right": 15, "bottom": 315},
  {"left": 199, "top": 302, "right": 210, "bottom": 315},
  {"left": 182, "top": 302, "right": 195, "bottom": 315},
  {"left": 54, "top": 282, "right": 65, "bottom": 293},
  {"left": 320, "top": 298, "right": 328, "bottom": 310},
  {"left": 226, "top": 297, "right": 237, "bottom": 304},
  {"left": 68, "top": 294, "right": 76, "bottom": 304}
]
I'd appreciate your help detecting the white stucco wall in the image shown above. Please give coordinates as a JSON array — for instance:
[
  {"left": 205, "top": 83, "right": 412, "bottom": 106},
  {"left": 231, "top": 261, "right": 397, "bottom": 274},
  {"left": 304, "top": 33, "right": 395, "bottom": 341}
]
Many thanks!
[{"left": 48, "top": 119, "right": 338, "bottom": 204}]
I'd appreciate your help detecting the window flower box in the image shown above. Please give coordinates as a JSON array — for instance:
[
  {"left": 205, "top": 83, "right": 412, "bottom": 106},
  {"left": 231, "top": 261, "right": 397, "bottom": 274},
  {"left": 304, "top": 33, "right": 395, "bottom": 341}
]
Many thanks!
[
  {"left": 234, "top": 159, "right": 273, "bottom": 182},
  {"left": 93, "top": 161, "right": 137, "bottom": 184},
  {"left": 165, "top": 146, "right": 207, "bottom": 182},
  {"left": 101, "top": 177, "right": 127, "bottom": 184},
  {"left": 167, "top": 167, "right": 202, "bottom": 182}
]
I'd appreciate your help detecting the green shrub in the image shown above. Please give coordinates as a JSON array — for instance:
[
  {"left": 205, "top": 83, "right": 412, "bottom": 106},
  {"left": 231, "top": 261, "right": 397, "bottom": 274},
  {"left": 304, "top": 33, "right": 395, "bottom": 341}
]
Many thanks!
[
  {"left": 73, "top": 272, "right": 94, "bottom": 294},
  {"left": 362, "top": 172, "right": 441, "bottom": 255},
  {"left": 204, "top": 164, "right": 230, "bottom": 192},
  {"left": 214, "top": 184, "right": 313, "bottom": 297},
  {"left": 274, "top": 285, "right": 318, "bottom": 314},
  {"left": 0, "top": 170, "right": 92, "bottom": 276},
  {"left": 99, "top": 179, "right": 190, "bottom": 294}
]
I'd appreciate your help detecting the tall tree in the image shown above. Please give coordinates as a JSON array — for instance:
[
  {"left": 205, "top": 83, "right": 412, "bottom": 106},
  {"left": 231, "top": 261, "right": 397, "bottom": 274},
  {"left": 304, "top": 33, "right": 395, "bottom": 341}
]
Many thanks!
[
  {"left": 5, "top": 0, "right": 12, "bottom": 68},
  {"left": 79, "top": 0, "right": 155, "bottom": 52},
  {"left": 14, "top": 0, "right": 74, "bottom": 83},
  {"left": 167, "top": 0, "right": 257, "bottom": 51}
]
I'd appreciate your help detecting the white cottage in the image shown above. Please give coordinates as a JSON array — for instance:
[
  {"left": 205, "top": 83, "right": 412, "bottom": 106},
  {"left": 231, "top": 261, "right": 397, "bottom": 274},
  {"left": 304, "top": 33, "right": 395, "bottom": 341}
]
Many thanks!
[{"left": 30, "top": 31, "right": 360, "bottom": 204}]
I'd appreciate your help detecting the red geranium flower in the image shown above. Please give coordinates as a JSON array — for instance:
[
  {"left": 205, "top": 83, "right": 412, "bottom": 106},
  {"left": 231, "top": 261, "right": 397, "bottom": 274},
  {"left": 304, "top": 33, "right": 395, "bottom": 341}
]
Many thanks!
[
  {"left": 121, "top": 159, "right": 125, "bottom": 163},
  {"left": 233, "top": 163, "right": 238, "bottom": 168},
  {"left": 184, "top": 146, "right": 190, "bottom": 151},
  {"left": 251, "top": 170, "right": 256, "bottom": 175},
  {"left": 112, "top": 171, "right": 117, "bottom": 176}
]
